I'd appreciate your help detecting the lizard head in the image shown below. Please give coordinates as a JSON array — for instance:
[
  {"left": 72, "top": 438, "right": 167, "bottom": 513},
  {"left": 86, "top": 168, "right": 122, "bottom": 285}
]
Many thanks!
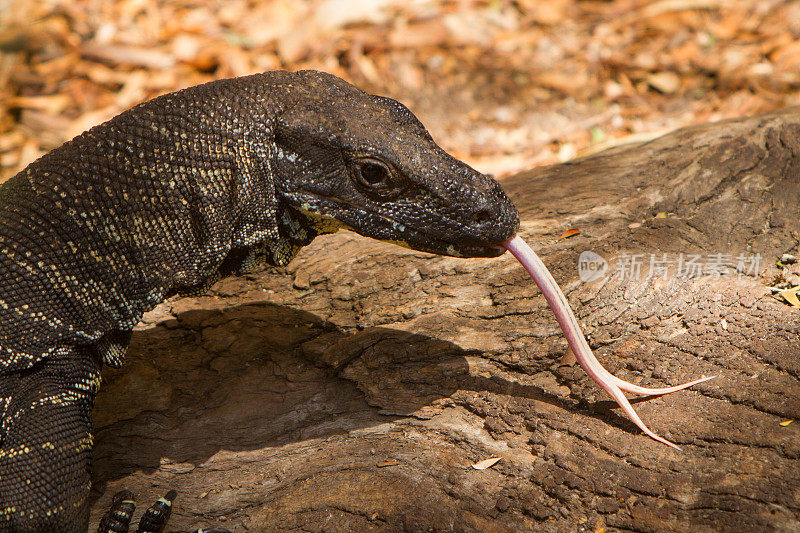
[{"left": 272, "top": 70, "right": 519, "bottom": 258}]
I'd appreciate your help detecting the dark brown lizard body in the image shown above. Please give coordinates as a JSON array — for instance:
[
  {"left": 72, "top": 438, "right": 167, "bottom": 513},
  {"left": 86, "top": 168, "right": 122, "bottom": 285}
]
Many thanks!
[{"left": 0, "top": 71, "right": 518, "bottom": 531}]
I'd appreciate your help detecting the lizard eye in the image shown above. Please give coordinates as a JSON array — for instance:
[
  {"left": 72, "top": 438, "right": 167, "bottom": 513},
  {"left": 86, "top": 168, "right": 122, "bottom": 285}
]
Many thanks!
[{"left": 351, "top": 158, "right": 400, "bottom": 197}]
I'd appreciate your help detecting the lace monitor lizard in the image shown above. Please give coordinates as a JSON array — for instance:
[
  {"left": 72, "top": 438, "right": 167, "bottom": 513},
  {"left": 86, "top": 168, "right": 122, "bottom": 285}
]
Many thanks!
[{"left": 0, "top": 70, "right": 519, "bottom": 531}]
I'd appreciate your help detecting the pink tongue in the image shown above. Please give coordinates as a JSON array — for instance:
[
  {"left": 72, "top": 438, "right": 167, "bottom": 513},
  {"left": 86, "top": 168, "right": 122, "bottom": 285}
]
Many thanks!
[{"left": 502, "top": 235, "right": 713, "bottom": 450}]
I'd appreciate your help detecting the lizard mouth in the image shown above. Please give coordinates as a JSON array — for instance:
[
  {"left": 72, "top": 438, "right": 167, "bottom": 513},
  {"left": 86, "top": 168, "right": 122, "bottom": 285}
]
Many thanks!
[
  {"left": 286, "top": 193, "right": 509, "bottom": 258},
  {"left": 397, "top": 234, "right": 508, "bottom": 258}
]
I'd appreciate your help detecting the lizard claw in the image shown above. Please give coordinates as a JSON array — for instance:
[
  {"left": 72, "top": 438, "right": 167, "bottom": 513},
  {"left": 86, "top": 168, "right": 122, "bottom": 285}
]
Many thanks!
[
  {"left": 135, "top": 490, "right": 177, "bottom": 533},
  {"left": 98, "top": 490, "right": 177, "bottom": 533},
  {"left": 503, "top": 235, "right": 714, "bottom": 449},
  {"left": 98, "top": 490, "right": 137, "bottom": 533}
]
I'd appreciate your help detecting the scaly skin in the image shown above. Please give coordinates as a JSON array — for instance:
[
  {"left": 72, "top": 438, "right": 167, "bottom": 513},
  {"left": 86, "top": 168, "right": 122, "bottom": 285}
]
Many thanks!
[{"left": 0, "top": 70, "right": 518, "bottom": 531}]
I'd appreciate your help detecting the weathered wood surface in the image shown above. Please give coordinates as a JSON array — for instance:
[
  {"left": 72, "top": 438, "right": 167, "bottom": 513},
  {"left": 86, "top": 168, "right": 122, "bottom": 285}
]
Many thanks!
[{"left": 90, "top": 109, "right": 800, "bottom": 532}]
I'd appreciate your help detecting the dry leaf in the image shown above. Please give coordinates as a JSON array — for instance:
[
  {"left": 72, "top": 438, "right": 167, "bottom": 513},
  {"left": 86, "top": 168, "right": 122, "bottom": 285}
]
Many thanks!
[
  {"left": 82, "top": 43, "right": 175, "bottom": 69},
  {"left": 770, "top": 41, "right": 800, "bottom": 69},
  {"left": 389, "top": 21, "right": 448, "bottom": 48},
  {"left": 557, "top": 143, "right": 576, "bottom": 162},
  {"left": 779, "top": 420, "right": 793, "bottom": 427},
  {"left": 559, "top": 228, "right": 581, "bottom": 240},
  {"left": 277, "top": 24, "right": 314, "bottom": 63},
  {"left": 349, "top": 49, "right": 381, "bottom": 85},
  {"left": 647, "top": 71, "right": 681, "bottom": 94},
  {"left": 6, "top": 94, "right": 71, "bottom": 114},
  {"left": 641, "top": 0, "right": 725, "bottom": 18},
  {"left": 536, "top": 71, "right": 589, "bottom": 96},
  {"left": 472, "top": 457, "right": 501, "bottom": 470},
  {"left": 315, "top": 0, "right": 397, "bottom": 31},
  {"left": 518, "top": 0, "right": 570, "bottom": 25},
  {"left": 779, "top": 287, "right": 800, "bottom": 308}
]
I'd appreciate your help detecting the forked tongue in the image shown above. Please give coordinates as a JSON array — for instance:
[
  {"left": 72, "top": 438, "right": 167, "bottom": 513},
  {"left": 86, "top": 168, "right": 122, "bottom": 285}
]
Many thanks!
[{"left": 502, "top": 235, "right": 714, "bottom": 450}]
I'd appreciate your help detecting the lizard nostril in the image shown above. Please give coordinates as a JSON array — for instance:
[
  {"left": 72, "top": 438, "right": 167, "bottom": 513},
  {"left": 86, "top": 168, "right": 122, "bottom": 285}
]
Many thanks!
[{"left": 472, "top": 207, "right": 492, "bottom": 225}]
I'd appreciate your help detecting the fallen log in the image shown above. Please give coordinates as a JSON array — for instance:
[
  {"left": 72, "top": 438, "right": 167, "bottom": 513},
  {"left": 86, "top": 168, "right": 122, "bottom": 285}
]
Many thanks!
[{"left": 91, "top": 108, "right": 800, "bottom": 532}]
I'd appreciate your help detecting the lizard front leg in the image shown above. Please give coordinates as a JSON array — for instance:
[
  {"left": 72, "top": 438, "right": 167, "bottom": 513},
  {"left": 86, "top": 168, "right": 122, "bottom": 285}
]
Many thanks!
[{"left": 0, "top": 349, "right": 100, "bottom": 532}]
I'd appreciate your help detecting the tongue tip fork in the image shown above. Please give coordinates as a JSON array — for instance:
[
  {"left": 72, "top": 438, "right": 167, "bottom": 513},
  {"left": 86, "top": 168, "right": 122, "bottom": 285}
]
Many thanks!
[{"left": 501, "top": 234, "right": 715, "bottom": 450}]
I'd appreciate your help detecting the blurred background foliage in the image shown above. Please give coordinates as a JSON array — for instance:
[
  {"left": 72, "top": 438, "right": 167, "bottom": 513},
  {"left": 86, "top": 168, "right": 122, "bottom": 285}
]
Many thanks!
[{"left": 1, "top": 0, "right": 799, "bottom": 181}]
